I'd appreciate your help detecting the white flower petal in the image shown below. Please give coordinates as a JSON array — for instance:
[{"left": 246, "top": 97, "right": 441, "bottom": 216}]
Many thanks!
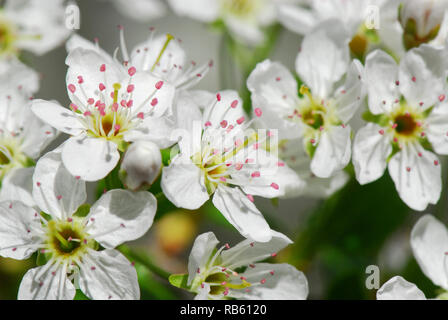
[
  {"left": 411, "top": 214, "right": 448, "bottom": 290},
  {"left": 0, "top": 56, "right": 39, "bottom": 94},
  {"left": 377, "top": 276, "right": 426, "bottom": 300},
  {"left": 399, "top": 45, "right": 448, "bottom": 109},
  {"left": 128, "top": 72, "right": 175, "bottom": 118},
  {"left": 31, "top": 99, "right": 84, "bottom": 136},
  {"left": 388, "top": 145, "right": 441, "bottom": 211},
  {"left": 212, "top": 185, "right": 272, "bottom": 243},
  {"left": 61, "top": 136, "right": 120, "bottom": 182},
  {"left": 295, "top": 19, "right": 349, "bottom": 99},
  {"left": 78, "top": 249, "right": 139, "bottom": 300},
  {"left": 221, "top": 230, "right": 292, "bottom": 269},
  {"left": 311, "top": 125, "right": 351, "bottom": 178},
  {"left": 187, "top": 232, "right": 219, "bottom": 285},
  {"left": 247, "top": 59, "right": 302, "bottom": 140},
  {"left": 237, "top": 263, "right": 308, "bottom": 300},
  {"left": 20, "top": 111, "right": 57, "bottom": 159},
  {"left": 0, "top": 167, "right": 35, "bottom": 207},
  {"left": 0, "top": 201, "right": 42, "bottom": 259},
  {"left": 202, "top": 90, "right": 245, "bottom": 130},
  {"left": 277, "top": 3, "right": 316, "bottom": 35},
  {"left": 161, "top": 155, "right": 209, "bottom": 210},
  {"left": 353, "top": 123, "right": 392, "bottom": 185},
  {"left": 18, "top": 264, "right": 76, "bottom": 300},
  {"left": 65, "top": 47, "right": 125, "bottom": 100},
  {"left": 194, "top": 282, "right": 211, "bottom": 300},
  {"left": 33, "top": 150, "right": 86, "bottom": 219},
  {"left": 124, "top": 116, "right": 176, "bottom": 149},
  {"left": 426, "top": 102, "right": 448, "bottom": 155},
  {"left": 88, "top": 189, "right": 156, "bottom": 249},
  {"left": 334, "top": 59, "right": 365, "bottom": 123},
  {"left": 364, "top": 50, "right": 400, "bottom": 115}
]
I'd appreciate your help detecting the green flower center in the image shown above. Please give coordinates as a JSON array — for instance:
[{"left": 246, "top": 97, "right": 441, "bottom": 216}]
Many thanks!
[{"left": 46, "top": 218, "right": 91, "bottom": 260}]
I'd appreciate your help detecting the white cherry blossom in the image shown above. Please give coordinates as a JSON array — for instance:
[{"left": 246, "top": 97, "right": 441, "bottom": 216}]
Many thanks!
[
  {"left": 353, "top": 46, "right": 448, "bottom": 211},
  {"left": 0, "top": 150, "right": 157, "bottom": 300},
  {"left": 247, "top": 20, "right": 365, "bottom": 179},
  {"left": 32, "top": 37, "right": 176, "bottom": 181},
  {"left": 161, "top": 90, "right": 300, "bottom": 242}
]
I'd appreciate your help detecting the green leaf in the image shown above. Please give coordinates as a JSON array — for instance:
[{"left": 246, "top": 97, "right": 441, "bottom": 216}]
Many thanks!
[{"left": 168, "top": 273, "right": 190, "bottom": 290}]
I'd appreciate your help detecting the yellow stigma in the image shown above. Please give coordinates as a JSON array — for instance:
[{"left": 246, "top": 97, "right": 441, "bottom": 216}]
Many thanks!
[
  {"left": 113, "top": 83, "right": 121, "bottom": 104},
  {"left": 151, "top": 33, "right": 175, "bottom": 72}
]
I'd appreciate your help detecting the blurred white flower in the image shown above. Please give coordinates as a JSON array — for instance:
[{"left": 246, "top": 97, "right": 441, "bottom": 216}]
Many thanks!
[
  {"left": 31, "top": 39, "right": 175, "bottom": 181},
  {"left": 0, "top": 150, "right": 157, "bottom": 300},
  {"left": 247, "top": 20, "right": 365, "bottom": 179},
  {"left": 0, "top": 58, "right": 56, "bottom": 184},
  {"left": 353, "top": 46, "right": 448, "bottom": 211},
  {"left": 120, "top": 140, "right": 162, "bottom": 190},
  {"left": 167, "top": 0, "right": 279, "bottom": 45},
  {"left": 377, "top": 214, "right": 448, "bottom": 300},
  {"left": 187, "top": 231, "right": 308, "bottom": 300},
  {"left": 161, "top": 90, "right": 302, "bottom": 242},
  {"left": 0, "top": 0, "right": 71, "bottom": 57}
]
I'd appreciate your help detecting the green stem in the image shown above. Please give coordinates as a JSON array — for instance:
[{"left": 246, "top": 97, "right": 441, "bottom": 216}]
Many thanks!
[{"left": 118, "top": 245, "right": 171, "bottom": 280}]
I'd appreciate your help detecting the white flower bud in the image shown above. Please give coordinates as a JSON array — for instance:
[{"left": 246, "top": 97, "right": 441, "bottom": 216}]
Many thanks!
[
  {"left": 120, "top": 141, "right": 162, "bottom": 190},
  {"left": 400, "top": 0, "right": 448, "bottom": 49}
]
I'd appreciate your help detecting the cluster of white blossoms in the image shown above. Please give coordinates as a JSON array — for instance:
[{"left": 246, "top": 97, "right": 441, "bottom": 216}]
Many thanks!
[{"left": 0, "top": 0, "right": 448, "bottom": 301}]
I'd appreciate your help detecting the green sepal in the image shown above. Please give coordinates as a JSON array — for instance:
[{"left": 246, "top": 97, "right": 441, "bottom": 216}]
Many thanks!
[
  {"left": 117, "top": 140, "right": 130, "bottom": 153},
  {"left": 36, "top": 250, "right": 49, "bottom": 266},
  {"left": 271, "top": 197, "right": 279, "bottom": 207},
  {"left": 73, "top": 203, "right": 91, "bottom": 218},
  {"left": 168, "top": 273, "right": 190, "bottom": 290},
  {"left": 161, "top": 147, "right": 176, "bottom": 166},
  {"left": 362, "top": 110, "right": 389, "bottom": 126}
]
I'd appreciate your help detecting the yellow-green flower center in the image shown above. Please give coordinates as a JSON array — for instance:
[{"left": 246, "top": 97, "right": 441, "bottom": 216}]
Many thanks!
[{"left": 45, "top": 218, "right": 92, "bottom": 261}]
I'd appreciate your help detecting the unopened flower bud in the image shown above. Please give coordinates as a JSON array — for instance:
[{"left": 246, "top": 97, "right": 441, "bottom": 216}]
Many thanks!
[
  {"left": 399, "top": 0, "right": 448, "bottom": 49},
  {"left": 120, "top": 141, "right": 162, "bottom": 190}
]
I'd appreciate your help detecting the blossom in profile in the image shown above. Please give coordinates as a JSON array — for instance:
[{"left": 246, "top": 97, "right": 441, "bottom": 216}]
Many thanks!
[{"left": 171, "top": 231, "right": 308, "bottom": 300}]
